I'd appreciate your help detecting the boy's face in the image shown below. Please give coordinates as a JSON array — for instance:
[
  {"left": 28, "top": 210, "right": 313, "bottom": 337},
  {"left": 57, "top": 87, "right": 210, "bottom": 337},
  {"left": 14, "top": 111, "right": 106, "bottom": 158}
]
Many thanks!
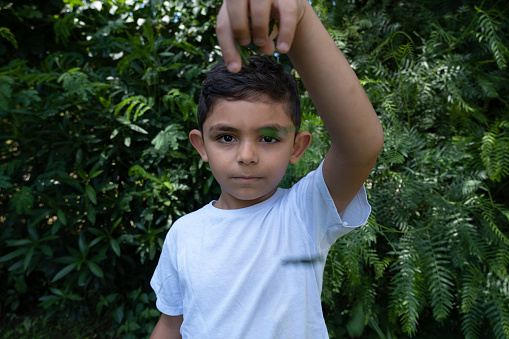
[{"left": 190, "top": 98, "right": 311, "bottom": 210}]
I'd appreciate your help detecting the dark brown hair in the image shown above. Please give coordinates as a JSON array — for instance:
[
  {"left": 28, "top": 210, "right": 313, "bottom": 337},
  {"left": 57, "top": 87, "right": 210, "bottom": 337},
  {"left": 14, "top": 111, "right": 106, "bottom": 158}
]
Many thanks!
[{"left": 197, "top": 56, "right": 301, "bottom": 132}]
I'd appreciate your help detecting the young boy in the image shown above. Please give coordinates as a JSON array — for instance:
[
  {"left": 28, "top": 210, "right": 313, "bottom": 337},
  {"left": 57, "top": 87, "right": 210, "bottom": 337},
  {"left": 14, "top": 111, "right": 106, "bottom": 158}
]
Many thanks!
[{"left": 150, "top": 0, "right": 384, "bottom": 337}]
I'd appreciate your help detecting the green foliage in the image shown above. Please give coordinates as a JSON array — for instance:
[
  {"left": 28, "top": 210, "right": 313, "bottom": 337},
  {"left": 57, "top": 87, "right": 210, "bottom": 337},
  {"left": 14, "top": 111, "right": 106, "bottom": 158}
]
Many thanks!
[
  {"left": 480, "top": 120, "right": 509, "bottom": 182},
  {"left": 0, "top": 27, "right": 17, "bottom": 48},
  {"left": 1, "top": 0, "right": 508, "bottom": 338},
  {"left": 0, "top": 0, "right": 221, "bottom": 336},
  {"left": 318, "top": 0, "right": 509, "bottom": 337}
]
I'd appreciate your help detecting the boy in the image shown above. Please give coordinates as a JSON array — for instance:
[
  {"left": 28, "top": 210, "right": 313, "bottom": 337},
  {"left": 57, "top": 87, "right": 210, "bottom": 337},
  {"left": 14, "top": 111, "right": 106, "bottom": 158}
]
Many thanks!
[{"left": 150, "top": 0, "right": 384, "bottom": 337}]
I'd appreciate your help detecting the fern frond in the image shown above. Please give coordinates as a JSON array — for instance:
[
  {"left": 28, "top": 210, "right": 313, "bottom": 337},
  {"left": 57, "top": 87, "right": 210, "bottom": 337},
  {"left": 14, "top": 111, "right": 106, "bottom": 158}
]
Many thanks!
[
  {"left": 475, "top": 7, "right": 509, "bottom": 70},
  {"left": 492, "top": 247, "right": 509, "bottom": 278},
  {"left": 337, "top": 237, "right": 362, "bottom": 286},
  {"left": 476, "top": 74, "right": 499, "bottom": 98},
  {"left": 322, "top": 247, "right": 345, "bottom": 308},
  {"left": 57, "top": 68, "right": 95, "bottom": 100},
  {"left": 429, "top": 22, "right": 456, "bottom": 46},
  {"left": 389, "top": 242, "right": 424, "bottom": 336},
  {"left": 361, "top": 246, "right": 387, "bottom": 280},
  {"left": 461, "top": 263, "right": 484, "bottom": 313},
  {"left": 150, "top": 124, "right": 187, "bottom": 156},
  {"left": 53, "top": 13, "right": 74, "bottom": 44},
  {"left": 461, "top": 301, "right": 485, "bottom": 339},
  {"left": 421, "top": 234, "right": 454, "bottom": 321},
  {"left": 477, "top": 194, "right": 509, "bottom": 247},
  {"left": 162, "top": 89, "right": 197, "bottom": 122},
  {"left": 0, "top": 27, "right": 18, "bottom": 48},
  {"left": 114, "top": 95, "right": 153, "bottom": 121},
  {"left": 485, "top": 296, "right": 509, "bottom": 339},
  {"left": 480, "top": 120, "right": 509, "bottom": 182}
]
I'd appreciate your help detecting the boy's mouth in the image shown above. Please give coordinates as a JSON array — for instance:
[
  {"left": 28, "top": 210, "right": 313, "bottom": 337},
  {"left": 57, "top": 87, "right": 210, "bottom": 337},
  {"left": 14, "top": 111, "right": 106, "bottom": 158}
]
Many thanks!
[{"left": 232, "top": 176, "right": 262, "bottom": 183}]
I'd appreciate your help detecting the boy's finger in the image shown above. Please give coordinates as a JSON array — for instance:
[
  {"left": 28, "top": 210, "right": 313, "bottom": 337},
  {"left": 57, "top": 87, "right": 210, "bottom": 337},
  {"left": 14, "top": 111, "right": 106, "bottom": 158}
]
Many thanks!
[
  {"left": 249, "top": 0, "right": 272, "bottom": 47},
  {"left": 225, "top": 0, "right": 251, "bottom": 45},
  {"left": 217, "top": 3, "right": 242, "bottom": 72},
  {"left": 275, "top": 2, "right": 298, "bottom": 54}
]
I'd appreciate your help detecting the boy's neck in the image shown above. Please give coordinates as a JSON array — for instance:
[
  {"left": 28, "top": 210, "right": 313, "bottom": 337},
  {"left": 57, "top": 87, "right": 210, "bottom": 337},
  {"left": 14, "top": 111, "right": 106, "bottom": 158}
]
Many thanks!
[{"left": 212, "top": 187, "right": 279, "bottom": 210}]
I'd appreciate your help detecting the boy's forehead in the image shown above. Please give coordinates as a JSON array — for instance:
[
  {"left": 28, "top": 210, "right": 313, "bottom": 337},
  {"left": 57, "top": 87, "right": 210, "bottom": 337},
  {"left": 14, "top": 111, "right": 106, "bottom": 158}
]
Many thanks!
[{"left": 205, "top": 98, "right": 294, "bottom": 128}]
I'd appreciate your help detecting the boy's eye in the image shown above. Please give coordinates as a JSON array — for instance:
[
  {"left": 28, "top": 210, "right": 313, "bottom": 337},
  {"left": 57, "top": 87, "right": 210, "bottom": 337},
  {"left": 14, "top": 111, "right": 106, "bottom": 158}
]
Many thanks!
[
  {"left": 261, "top": 136, "right": 278, "bottom": 143},
  {"left": 218, "top": 135, "right": 234, "bottom": 142}
]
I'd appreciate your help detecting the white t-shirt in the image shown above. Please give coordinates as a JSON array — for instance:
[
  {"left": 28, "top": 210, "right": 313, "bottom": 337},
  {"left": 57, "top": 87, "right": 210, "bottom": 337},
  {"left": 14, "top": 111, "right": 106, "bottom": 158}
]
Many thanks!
[{"left": 151, "top": 161, "right": 371, "bottom": 338}]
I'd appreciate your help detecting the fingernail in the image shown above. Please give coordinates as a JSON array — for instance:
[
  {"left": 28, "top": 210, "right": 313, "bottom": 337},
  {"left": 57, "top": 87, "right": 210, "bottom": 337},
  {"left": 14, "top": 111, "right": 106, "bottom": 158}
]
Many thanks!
[
  {"left": 278, "top": 42, "right": 289, "bottom": 53},
  {"left": 238, "top": 38, "right": 250, "bottom": 46},
  {"left": 254, "top": 38, "right": 266, "bottom": 47},
  {"left": 227, "top": 61, "right": 240, "bottom": 72}
]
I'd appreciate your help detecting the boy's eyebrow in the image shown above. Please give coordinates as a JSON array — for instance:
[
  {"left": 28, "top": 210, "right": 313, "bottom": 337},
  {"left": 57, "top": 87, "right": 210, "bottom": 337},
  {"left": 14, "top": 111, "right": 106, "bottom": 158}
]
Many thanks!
[{"left": 208, "top": 124, "right": 240, "bottom": 133}]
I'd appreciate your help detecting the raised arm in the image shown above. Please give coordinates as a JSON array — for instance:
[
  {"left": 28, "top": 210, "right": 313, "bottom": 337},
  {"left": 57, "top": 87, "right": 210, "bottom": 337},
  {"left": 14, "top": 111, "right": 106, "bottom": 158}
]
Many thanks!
[
  {"left": 216, "top": 0, "right": 384, "bottom": 213},
  {"left": 287, "top": 2, "right": 383, "bottom": 213}
]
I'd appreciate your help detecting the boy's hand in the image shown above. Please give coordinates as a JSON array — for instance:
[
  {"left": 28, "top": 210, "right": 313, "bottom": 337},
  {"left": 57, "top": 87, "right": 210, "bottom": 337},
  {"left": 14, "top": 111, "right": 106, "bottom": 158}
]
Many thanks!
[{"left": 216, "top": 0, "right": 306, "bottom": 72}]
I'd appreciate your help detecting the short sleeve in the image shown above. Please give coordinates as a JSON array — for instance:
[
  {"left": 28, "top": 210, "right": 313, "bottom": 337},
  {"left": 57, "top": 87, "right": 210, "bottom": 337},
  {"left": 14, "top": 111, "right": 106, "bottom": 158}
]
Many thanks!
[
  {"left": 150, "top": 229, "right": 184, "bottom": 316},
  {"left": 290, "top": 160, "right": 371, "bottom": 251}
]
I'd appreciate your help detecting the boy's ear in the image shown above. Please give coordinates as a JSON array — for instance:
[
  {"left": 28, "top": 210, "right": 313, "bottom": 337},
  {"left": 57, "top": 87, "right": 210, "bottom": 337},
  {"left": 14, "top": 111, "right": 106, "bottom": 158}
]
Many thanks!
[
  {"left": 290, "top": 131, "right": 312, "bottom": 164},
  {"left": 189, "top": 129, "right": 209, "bottom": 162}
]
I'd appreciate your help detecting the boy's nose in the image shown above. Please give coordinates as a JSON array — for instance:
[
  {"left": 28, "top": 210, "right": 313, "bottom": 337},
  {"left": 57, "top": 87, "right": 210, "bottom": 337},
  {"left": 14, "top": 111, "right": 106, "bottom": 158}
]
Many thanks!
[{"left": 237, "top": 141, "right": 258, "bottom": 164}]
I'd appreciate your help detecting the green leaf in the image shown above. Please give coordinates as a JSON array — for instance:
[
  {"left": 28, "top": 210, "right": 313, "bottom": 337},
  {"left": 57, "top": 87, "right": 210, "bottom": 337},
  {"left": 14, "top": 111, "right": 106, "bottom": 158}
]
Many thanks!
[
  {"left": 7, "top": 239, "right": 32, "bottom": 247},
  {"left": 89, "top": 236, "right": 103, "bottom": 248},
  {"left": 87, "top": 204, "right": 96, "bottom": 224},
  {"left": 40, "top": 245, "right": 53, "bottom": 257},
  {"left": 0, "top": 248, "right": 28, "bottom": 262},
  {"left": 140, "top": 293, "right": 149, "bottom": 304},
  {"left": 76, "top": 162, "right": 87, "bottom": 181},
  {"left": 0, "top": 27, "right": 18, "bottom": 48},
  {"left": 87, "top": 261, "right": 104, "bottom": 278},
  {"left": 151, "top": 124, "right": 187, "bottom": 154},
  {"left": 49, "top": 287, "right": 64, "bottom": 297},
  {"left": 0, "top": 175, "right": 13, "bottom": 188},
  {"left": 57, "top": 69, "right": 94, "bottom": 100},
  {"left": 67, "top": 293, "right": 83, "bottom": 301},
  {"left": 39, "top": 295, "right": 60, "bottom": 308},
  {"left": 62, "top": 0, "right": 84, "bottom": 8},
  {"left": 113, "top": 306, "right": 124, "bottom": 323},
  {"left": 112, "top": 218, "right": 122, "bottom": 230},
  {"left": 52, "top": 263, "right": 77, "bottom": 282},
  {"left": 110, "top": 238, "right": 121, "bottom": 257},
  {"left": 88, "top": 170, "right": 104, "bottom": 180},
  {"left": 23, "top": 247, "right": 35, "bottom": 271},
  {"left": 86, "top": 184, "right": 97, "bottom": 205},
  {"left": 129, "top": 124, "right": 148, "bottom": 134},
  {"left": 78, "top": 269, "right": 88, "bottom": 286},
  {"left": 57, "top": 209, "right": 67, "bottom": 226},
  {"left": 10, "top": 186, "right": 34, "bottom": 214},
  {"left": 110, "top": 128, "right": 119, "bottom": 139},
  {"left": 78, "top": 232, "right": 87, "bottom": 253}
]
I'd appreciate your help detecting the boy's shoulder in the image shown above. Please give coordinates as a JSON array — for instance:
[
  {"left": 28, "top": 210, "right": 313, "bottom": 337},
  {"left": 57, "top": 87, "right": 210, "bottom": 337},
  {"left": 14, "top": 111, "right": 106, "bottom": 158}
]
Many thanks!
[{"left": 170, "top": 203, "right": 211, "bottom": 231}]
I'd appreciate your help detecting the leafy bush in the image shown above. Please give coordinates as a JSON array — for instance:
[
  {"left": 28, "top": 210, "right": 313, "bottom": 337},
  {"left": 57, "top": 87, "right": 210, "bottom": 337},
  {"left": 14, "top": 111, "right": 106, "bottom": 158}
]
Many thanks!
[
  {"left": 1, "top": 0, "right": 221, "bottom": 336},
  {"left": 318, "top": 0, "right": 509, "bottom": 337}
]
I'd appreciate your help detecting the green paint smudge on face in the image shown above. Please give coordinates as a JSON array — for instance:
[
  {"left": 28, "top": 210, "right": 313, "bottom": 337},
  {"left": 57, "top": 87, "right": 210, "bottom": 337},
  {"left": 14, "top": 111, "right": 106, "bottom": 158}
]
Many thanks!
[{"left": 259, "top": 126, "right": 295, "bottom": 139}]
